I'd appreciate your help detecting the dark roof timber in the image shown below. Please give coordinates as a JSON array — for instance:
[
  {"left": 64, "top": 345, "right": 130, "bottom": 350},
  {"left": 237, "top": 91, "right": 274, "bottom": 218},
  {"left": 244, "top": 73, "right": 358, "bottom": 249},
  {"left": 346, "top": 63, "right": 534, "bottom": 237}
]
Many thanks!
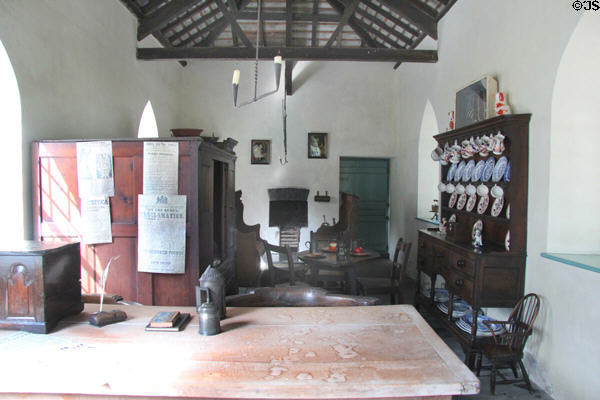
[{"left": 121, "top": 0, "right": 456, "bottom": 66}]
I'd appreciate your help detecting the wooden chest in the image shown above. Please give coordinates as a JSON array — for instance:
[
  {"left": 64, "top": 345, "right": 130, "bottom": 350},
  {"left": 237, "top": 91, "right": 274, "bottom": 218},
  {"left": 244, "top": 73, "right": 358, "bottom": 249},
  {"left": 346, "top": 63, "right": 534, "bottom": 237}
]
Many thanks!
[{"left": 0, "top": 241, "right": 83, "bottom": 333}]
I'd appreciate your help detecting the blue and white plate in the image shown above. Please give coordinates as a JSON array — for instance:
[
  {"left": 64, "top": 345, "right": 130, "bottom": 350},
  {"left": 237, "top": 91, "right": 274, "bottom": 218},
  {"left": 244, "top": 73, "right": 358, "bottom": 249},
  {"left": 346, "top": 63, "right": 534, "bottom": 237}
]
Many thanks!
[
  {"left": 504, "top": 161, "right": 511, "bottom": 182},
  {"left": 437, "top": 299, "right": 472, "bottom": 318},
  {"left": 471, "top": 160, "right": 485, "bottom": 182},
  {"left": 492, "top": 156, "right": 508, "bottom": 182},
  {"left": 454, "top": 161, "right": 466, "bottom": 182},
  {"left": 447, "top": 163, "right": 457, "bottom": 182},
  {"left": 460, "top": 314, "right": 505, "bottom": 334},
  {"left": 481, "top": 158, "right": 495, "bottom": 182},
  {"left": 463, "top": 160, "right": 475, "bottom": 182}
]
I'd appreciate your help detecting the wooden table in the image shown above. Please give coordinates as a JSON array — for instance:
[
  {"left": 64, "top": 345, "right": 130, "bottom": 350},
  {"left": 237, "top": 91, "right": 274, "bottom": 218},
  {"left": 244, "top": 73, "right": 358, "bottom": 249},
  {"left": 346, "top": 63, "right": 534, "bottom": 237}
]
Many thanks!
[
  {"left": 0, "top": 304, "right": 479, "bottom": 399},
  {"left": 298, "top": 250, "right": 381, "bottom": 295}
]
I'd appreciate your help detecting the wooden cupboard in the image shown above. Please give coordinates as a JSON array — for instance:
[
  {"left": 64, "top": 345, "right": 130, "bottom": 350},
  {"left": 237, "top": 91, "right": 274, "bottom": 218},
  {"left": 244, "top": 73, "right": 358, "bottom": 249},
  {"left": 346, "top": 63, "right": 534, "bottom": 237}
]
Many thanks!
[
  {"left": 415, "top": 114, "right": 530, "bottom": 367},
  {"left": 32, "top": 138, "right": 237, "bottom": 306}
]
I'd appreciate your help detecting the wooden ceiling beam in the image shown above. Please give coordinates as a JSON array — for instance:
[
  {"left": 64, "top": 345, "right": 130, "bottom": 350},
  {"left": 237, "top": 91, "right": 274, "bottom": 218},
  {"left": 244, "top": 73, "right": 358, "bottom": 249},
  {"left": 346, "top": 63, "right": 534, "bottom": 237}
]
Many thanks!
[
  {"left": 168, "top": 7, "right": 220, "bottom": 43},
  {"left": 137, "top": 46, "right": 438, "bottom": 63},
  {"left": 325, "top": 0, "right": 361, "bottom": 48},
  {"left": 326, "top": 0, "right": 380, "bottom": 49},
  {"left": 355, "top": 8, "right": 409, "bottom": 47},
  {"left": 137, "top": 0, "right": 203, "bottom": 41},
  {"left": 363, "top": 0, "right": 420, "bottom": 37},
  {"left": 237, "top": 10, "right": 339, "bottom": 22},
  {"left": 228, "top": 0, "right": 239, "bottom": 46},
  {"left": 196, "top": 0, "right": 252, "bottom": 47},
  {"left": 214, "top": 0, "right": 252, "bottom": 47},
  {"left": 379, "top": 0, "right": 437, "bottom": 40},
  {"left": 312, "top": 0, "right": 319, "bottom": 47}
]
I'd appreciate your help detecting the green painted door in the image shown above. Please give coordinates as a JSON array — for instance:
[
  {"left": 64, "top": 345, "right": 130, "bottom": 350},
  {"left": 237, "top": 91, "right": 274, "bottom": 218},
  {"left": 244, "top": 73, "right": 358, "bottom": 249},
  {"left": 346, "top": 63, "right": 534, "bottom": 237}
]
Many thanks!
[{"left": 339, "top": 158, "right": 389, "bottom": 255}]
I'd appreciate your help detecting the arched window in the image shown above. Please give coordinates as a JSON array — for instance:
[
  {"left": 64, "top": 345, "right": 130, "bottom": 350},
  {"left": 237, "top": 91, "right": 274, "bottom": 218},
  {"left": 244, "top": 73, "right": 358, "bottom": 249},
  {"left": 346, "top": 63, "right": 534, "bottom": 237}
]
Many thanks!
[
  {"left": 547, "top": 13, "right": 600, "bottom": 252},
  {"left": 138, "top": 100, "right": 159, "bottom": 138},
  {"left": 417, "top": 100, "right": 440, "bottom": 221},
  {"left": 0, "top": 39, "right": 24, "bottom": 240}
]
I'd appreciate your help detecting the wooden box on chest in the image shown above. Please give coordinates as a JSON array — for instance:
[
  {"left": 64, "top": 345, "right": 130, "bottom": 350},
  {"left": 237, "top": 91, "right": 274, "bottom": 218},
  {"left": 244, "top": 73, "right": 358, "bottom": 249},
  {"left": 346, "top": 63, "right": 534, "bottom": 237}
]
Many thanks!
[
  {"left": 415, "top": 114, "right": 530, "bottom": 367},
  {"left": 0, "top": 241, "right": 83, "bottom": 333},
  {"left": 32, "top": 138, "right": 237, "bottom": 306}
]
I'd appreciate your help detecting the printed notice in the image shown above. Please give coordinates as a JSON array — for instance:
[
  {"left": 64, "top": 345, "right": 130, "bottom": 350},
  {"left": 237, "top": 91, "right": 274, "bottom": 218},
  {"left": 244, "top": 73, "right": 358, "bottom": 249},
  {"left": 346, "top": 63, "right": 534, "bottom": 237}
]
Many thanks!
[
  {"left": 137, "top": 194, "right": 186, "bottom": 274},
  {"left": 143, "top": 142, "right": 179, "bottom": 194},
  {"left": 80, "top": 197, "right": 112, "bottom": 244},
  {"left": 76, "top": 141, "right": 114, "bottom": 198}
]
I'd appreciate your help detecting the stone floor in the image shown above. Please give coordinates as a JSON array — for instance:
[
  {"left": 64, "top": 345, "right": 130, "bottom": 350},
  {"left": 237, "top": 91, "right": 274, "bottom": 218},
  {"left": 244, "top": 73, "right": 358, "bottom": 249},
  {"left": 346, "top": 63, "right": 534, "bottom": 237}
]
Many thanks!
[
  {"left": 375, "top": 283, "right": 553, "bottom": 400},
  {"left": 422, "top": 310, "right": 553, "bottom": 400}
]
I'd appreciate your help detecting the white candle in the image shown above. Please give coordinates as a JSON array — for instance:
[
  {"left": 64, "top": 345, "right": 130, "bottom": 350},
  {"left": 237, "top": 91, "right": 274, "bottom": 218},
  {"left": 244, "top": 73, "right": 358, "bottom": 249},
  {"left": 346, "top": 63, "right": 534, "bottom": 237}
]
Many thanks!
[
  {"left": 232, "top": 69, "right": 240, "bottom": 85},
  {"left": 274, "top": 56, "right": 282, "bottom": 64}
]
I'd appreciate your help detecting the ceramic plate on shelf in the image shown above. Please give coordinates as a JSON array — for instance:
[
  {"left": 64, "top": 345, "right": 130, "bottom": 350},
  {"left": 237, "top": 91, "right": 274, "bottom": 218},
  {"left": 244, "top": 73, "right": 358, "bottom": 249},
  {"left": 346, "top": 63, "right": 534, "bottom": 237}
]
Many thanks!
[
  {"left": 454, "top": 161, "right": 466, "bottom": 182},
  {"left": 460, "top": 314, "right": 505, "bottom": 335},
  {"left": 491, "top": 197, "right": 504, "bottom": 217},
  {"left": 447, "top": 163, "right": 457, "bottom": 182},
  {"left": 462, "top": 160, "right": 475, "bottom": 182},
  {"left": 456, "top": 193, "right": 467, "bottom": 210},
  {"left": 505, "top": 230, "right": 511, "bottom": 251},
  {"left": 482, "top": 157, "right": 495, "bottom": 182},
  {"left": 466, "top": 194, "right": 477, "bottom": 212},
  {"left": 449, "top": 214, "right": 457, "bottom": 222},
  {"left": 477, "top": 195, "right": 489, "bottom": 214},
  {"left": 448, "top": 192, "right": 458, "bottom": 208},
  {"left": 506, "top": 203, "right": 510, "bottom": 219},
  {"left": 504, "top": 161, "right": 511, "bottom": 182},
  {"left": 471, "top": 160, "right": 485, "bottom": 182},
  {"left": 472, "top": 219, "right": 483, "bottom": 239},
  {"left": 492, "top": 156, "right": 508, "bottom": 182}
]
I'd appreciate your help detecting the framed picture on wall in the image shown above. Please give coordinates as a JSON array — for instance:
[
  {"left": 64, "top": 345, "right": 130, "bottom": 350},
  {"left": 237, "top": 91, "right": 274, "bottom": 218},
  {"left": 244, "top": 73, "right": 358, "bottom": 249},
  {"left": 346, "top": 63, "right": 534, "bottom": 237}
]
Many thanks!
[
  {"left": 455, "top": 75, "right": 498, "bottom": 128},
  {"left": 251, "top": 139, "right": 270, "bottom": 164},
  {"left": 308, "top": 132, "right": 327, "bottom": 159}
]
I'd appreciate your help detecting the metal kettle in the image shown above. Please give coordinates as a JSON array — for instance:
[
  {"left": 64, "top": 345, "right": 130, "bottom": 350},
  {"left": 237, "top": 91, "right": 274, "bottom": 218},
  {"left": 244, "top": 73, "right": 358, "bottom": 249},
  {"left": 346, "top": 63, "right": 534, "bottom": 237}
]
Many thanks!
[
  {"left": 198, "top": 265, "right": 226, "bottom": 319},
  {"left": 195, "top": 286, "right": 221, "bottom": 336}
]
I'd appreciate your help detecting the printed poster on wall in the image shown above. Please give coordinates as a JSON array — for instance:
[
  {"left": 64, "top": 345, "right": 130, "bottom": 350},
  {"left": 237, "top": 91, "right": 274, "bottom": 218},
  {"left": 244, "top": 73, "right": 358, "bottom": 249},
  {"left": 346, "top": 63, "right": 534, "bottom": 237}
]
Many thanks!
[
  {"left": 143, "top": 142, "right": 179, "bottom": 194},
  {"left": 76, "top": 141, "right": 115, "bottom": 198},
  {"left": 80, "top": 197, "right": 112, "bottom": 244},
  {"left": 137, "top": 194, "right": 187, "bottom": 274}
]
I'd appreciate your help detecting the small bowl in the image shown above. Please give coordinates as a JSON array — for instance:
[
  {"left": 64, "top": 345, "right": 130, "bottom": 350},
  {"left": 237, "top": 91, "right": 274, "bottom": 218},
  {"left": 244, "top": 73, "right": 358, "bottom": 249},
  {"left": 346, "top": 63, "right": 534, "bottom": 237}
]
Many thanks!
[{"left": 171, "top": 128, "right": 204, "bottom": 137}]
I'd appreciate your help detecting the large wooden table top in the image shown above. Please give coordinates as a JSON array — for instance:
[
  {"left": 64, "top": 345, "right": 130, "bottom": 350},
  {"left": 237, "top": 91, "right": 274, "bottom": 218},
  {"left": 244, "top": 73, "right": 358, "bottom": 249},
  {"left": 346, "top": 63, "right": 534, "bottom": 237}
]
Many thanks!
[{"left": 0, "top": 304, "right": 479, "bottom": 400}]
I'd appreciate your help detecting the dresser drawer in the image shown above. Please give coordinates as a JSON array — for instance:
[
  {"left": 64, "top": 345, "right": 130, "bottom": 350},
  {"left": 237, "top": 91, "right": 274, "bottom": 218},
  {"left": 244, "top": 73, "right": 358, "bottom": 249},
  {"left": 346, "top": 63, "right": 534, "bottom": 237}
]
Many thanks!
[
  {"left": 447, "top": 271, "right": 474, "bottom": 303},
  {"left": 449, "top": 252, "right": 475, "bottom": 278}
]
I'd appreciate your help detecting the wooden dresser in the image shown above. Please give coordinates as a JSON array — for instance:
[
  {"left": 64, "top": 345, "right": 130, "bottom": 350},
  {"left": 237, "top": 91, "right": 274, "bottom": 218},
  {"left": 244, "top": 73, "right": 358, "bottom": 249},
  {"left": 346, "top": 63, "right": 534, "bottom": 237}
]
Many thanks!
[{"left": 415, "top": 114, "right": 530, "bottom": 367}]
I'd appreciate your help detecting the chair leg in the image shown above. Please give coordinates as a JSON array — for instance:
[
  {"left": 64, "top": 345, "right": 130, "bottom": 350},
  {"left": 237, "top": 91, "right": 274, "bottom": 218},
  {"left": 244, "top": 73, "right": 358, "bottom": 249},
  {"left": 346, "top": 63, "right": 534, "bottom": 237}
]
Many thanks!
[
  {"left": 490, "top": 363, "right": 497, "bottom": 395},
  {"left": 475, "top": 353, "right": 482, "bottom": 377},
  {"left": 510, "top": 361, "right": 519, "bottom": 378},
  {"left": 519, "top": 360, "right": 533, "bottom": 393}
]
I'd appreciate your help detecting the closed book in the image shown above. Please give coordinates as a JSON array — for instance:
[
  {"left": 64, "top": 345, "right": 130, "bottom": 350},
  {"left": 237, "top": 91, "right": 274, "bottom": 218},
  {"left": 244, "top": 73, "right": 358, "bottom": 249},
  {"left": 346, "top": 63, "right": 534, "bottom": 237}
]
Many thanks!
[{"left": 149, "top": 311, "right": 180, "bottom": 328}]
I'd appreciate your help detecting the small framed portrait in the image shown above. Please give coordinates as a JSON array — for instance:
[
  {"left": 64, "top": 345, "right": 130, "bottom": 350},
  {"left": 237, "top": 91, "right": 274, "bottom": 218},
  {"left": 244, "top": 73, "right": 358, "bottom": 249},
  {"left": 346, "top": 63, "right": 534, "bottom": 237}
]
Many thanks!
[
  {"left": 308, "top": 132, "right": 327, "bottom": 159},
  {"left": 251, "top": 139, "right": 270, "bottom": 164}
]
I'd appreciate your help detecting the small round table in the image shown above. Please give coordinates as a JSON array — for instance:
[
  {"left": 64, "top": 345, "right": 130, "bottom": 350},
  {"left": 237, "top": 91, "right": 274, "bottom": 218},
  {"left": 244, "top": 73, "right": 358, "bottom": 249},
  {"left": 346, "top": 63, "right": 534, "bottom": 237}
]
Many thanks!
[{"left": 297, "top": 250, "right": 380, "bottom": 295}]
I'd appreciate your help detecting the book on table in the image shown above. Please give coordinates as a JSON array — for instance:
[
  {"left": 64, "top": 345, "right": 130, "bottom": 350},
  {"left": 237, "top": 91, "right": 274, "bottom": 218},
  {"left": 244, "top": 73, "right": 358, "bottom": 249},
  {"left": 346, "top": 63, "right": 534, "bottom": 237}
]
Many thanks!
[{"left": 149, "top": 311, "right": 180, "bottom": 328}]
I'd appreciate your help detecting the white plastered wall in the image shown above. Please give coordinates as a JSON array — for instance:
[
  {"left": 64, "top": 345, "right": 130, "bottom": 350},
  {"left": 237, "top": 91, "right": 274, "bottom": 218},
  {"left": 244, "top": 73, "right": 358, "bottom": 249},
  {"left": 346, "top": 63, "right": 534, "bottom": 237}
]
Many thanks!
[
  {"left": 0, "top": 0, "right": 183, "bottom": 238},
  {"left": 178, "top": 60, "right": 396, "bottom": 248},
  {"left": 391, "top": 1, "right": 600, "bottom": 399}
]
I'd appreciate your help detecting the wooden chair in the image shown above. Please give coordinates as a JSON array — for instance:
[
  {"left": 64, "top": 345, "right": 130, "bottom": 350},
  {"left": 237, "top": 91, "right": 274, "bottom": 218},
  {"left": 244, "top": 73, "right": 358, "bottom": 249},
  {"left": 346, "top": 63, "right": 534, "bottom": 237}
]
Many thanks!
[
  {"left": 475, "top": 293, "right": 541, "bottom": 395},
  {"left": 226, "top": 286, "right": 379, "bottom": 307},
  {"left": 307, "top": 230, "right": 348, "bottom": 291},
  {"left": 260, "top": 239, "right": 309, "bottom": 287},
  {"left": 356, "top": 238, "right": 412, "bottom": 304}
]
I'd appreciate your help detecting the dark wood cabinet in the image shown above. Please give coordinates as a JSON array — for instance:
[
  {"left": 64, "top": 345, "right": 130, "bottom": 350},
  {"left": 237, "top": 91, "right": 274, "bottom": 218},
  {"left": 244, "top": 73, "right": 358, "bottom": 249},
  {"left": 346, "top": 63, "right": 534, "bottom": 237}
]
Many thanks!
[
  {"left": 415, "top": 114, "right": 530, "bottom": 366},
  {"left": 32, "top": 138, "right": 237, "bottom": 306},
  {"left": 0, "top": 241, "right": 83, "bottom": 333}
]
